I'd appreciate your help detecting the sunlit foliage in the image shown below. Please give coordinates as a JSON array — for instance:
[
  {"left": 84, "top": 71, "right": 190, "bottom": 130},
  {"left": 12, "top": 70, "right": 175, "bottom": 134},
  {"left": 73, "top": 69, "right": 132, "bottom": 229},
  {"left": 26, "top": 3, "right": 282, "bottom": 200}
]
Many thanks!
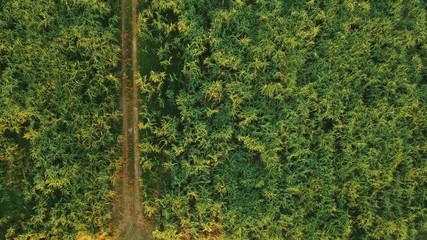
[
  {"left": 0, "top": 0, "right": 120, "bottom": 238},
  {"left": 138, "top": 0, "right": 427, "bottom": 239},
  {"left": 1, "top": 0, "right": 426, "bottom": 239}
]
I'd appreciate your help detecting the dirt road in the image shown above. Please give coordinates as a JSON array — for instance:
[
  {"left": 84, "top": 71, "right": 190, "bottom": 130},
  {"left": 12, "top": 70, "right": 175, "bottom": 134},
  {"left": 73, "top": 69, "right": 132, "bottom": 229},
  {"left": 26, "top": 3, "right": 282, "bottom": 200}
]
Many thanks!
[{"left": 113, "top": 0, "right": 151, "bottom": 238}]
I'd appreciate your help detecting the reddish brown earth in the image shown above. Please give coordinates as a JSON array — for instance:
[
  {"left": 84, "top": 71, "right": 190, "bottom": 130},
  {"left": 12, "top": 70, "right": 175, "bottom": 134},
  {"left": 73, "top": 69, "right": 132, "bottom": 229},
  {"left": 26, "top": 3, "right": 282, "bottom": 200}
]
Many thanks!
[{"left": 112, "top": 0, "right": 153, "bottom": 239}]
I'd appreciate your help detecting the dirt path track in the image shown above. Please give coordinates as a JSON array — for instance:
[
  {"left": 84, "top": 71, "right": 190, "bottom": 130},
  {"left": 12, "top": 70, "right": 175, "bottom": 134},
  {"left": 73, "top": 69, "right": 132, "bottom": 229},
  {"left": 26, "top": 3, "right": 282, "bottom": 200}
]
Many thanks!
[{"left": 113, "top": 0, "right": 151, "bottom": 238}]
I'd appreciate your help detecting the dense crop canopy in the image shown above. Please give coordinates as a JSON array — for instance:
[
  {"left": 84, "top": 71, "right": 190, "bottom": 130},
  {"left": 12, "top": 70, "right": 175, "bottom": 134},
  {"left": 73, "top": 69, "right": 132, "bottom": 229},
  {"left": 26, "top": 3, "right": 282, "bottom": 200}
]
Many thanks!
[
  {"left": 1, "top": 0, "right": 426, "bottom": 239},
  {"left": 0, "top": 0, "right": 120, "bottom": 238},
  {"left": 138, "top": 0, "right": 427, "bottom": 239}
]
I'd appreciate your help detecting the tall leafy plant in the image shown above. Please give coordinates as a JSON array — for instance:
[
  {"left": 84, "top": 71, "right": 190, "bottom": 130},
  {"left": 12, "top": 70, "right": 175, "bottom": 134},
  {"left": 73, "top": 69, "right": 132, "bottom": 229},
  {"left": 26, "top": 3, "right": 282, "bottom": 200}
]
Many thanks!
[
  {"left": 0, "top": 0, "right": 120, "bottom": 238},
  {"left": 138, "top": 0, "right": 427, "bottom": 238}
]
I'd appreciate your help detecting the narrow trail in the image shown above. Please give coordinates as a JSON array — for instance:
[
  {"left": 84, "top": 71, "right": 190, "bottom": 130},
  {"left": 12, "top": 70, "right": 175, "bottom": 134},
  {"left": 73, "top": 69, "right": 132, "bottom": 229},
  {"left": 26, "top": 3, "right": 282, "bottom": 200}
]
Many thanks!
[
  {"left": 112, "top": 0, "right": 152, "bottom": 238},
  {"left": 131, "top": 0, "right": 142, "bottom": 229}
]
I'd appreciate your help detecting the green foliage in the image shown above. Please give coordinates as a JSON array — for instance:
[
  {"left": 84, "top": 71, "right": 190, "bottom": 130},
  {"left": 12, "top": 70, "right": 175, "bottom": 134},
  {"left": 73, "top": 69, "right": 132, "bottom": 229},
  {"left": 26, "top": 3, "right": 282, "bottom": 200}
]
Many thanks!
[
  {"left": 0, "top": 0, "right": 120, "bottom": 238},
  {"left": 1, "top": 0, "right": 426, "bottom": 238},
  {"left": 139, "top": 0, "right": 427, "bottom": 239}
]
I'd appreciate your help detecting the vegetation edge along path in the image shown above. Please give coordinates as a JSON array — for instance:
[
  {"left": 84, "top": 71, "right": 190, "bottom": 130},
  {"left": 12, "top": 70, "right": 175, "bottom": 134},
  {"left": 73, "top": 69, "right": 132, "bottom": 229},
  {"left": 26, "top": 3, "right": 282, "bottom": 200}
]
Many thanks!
[
  {"left": 113, "top": 0, "right": 150, "bottom": 238},
  {"left": 131, "top": 0, "right": 142, "bottom": 231}
]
